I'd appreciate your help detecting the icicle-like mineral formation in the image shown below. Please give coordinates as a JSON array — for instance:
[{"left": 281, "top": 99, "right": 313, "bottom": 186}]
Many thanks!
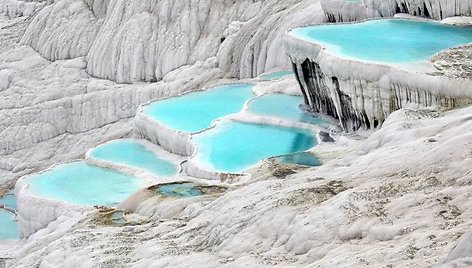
[
  {"left": 322, "top": 0, "right": 472, "bottom": 22},
  {"left": 284, "top": 27, "right": 472, "bottom": 131}
]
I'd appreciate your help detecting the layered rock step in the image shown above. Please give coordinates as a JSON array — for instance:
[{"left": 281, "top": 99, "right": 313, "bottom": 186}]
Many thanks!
[{"left": 284, "top": 18, "right": 472, "bottom": 131}]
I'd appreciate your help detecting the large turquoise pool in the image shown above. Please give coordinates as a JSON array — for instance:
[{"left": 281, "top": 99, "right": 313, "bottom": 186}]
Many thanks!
[
  {"left": 89, "top": 140, "right": 176, "bottom": 177},
  {"left": 290, "top": 19, "right": 472, "bottom": 63},
  {"left": 143, "top": 84, "right": 254, "bottom": 132},
  {"left": 27, "top": 162, "right": 149, "bottom": 206},
  {"left": 192, "top": 122, "right": 316, "bottom": 173},
  {"left": 0, "top": 210, "right": 19, "bottom": 241},
  {"left": 249, "top": 94, "right": 325, "bottom": 125}
]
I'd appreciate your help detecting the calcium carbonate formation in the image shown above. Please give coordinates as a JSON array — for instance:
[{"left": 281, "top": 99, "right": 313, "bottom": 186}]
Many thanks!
[{"left": 322, "top": 0, "right": 472, "bottom": 22}]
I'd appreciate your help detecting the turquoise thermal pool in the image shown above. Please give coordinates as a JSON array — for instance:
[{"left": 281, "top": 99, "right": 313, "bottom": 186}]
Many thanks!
[
  {"left": 156, "top": 183, "right": 202, "bottom": 198},
  {"left": 258, "top": 70, "right": 293, "bottom": 80},
  {"left": 0, "top": 210, "right": 19, "bottom": 241},
  {"left": 249, "top": 94, "right": 325, "bottom": 125},
  {"left": 192, "top": 122, "right": 316, "bottom": 173},
  {"left": 89, "top": 140, "right": 176, "bottom": 177},
  {"left": 0, "top": 191, "right": 16, "bottom": 210},
  {"left": 27, "top": 162, "right": 149, "bottom": 206},
  {"left": 273, "top": 152, "right": 321, "bottom": 167},
  {"left": 143, "top": 84, "right": 254, "bottom": 132},
  {"left": 290, "top": 19, "right": 472, "bottom": 63}
]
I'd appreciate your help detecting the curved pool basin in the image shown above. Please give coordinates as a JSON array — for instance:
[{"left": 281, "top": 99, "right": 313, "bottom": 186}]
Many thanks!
[
  {"left": 192, "top": 121, "right": 316, "bottom": 173},
  {"left": 156, "top": 183, "right": 202, "bottom": 198},
  {"left": 89, "top": 140, "right": 177, "bottom": 177},
  {"left": 290, "top": 19, "right": 472, "bottom": 63},
  {"left": 26, "top": 162, "right": 149, "bottom": 206},
  {"left": 0, "top": 191, "right": 16, "bottom": 210},
  {"left": 142, "top": 84, "right": 254, "bottom": 132},
  {"left": 249, "top": 94, "right": 325, "bottom": 125},
  {"left": 0, "top": 209, "right": 19, "bottom": 241}
]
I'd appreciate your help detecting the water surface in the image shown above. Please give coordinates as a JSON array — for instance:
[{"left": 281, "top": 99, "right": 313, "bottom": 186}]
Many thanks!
[
  {"left": 143, "top": 84, "right": 254, "bottom": 132},
  {"left": 90, "top": 140, "right": 176, "bottom": 177},
  {"left": 249, "top": 94, "right": 325, "bottom": 125},
  {"left": 193, "top": 122, "right": 316, "bottom": 173},
  {"left": 157, "top": 183, "right": 202, "bottom": 197},
  {"left": 27, "top": 162, "right": 148, "bottom": 206},
  {"left": 0, "top": 191, "right": 16, "bottom": 210},
  {"left": 290, "top": 19, "right": 472, "bottom": 63},
  {"left": 0, "top": 210, "right": 19, "bottom": 241}
]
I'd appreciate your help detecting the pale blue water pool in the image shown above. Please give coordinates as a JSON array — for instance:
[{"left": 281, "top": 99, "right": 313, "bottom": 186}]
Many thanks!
[
  {"left": 193, "top": 122, "right": 316, "bottom": 173},
  {"left": 249, "top": 94, "right": 325, "bottom": 125},
  {"left": 290, "top": 19, "right": 472, "bottom": 63},
  {"left": 258, "top": 70, "right": 293, "bottom": 80},
  {"left": 89, "top": 140, "right": 176, "bottom": 177},
  {"left": 0, "top": 191, "right": 16, "bottom": 210},
  {"left": 273, "top": 152, "right": 321, "bottom": 167},
  {"left": 157, "top": 183, "right": 202, "bottom": 197},
  {"left": 143, "top": 84, "right": 254, "bottom": 132},
  {"left": 27, "top": 162, "right": 148, "bottom": 206},
  {"left": 0, "top": 210, "right": 19, "bottom": 241}
]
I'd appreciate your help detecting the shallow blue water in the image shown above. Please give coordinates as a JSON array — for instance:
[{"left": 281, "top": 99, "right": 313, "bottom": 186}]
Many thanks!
[
  {"left": 0, "top": 210, "right": 19, "bottom": 241},
  {"left": 27, "top": 162, "right": 148, "bottom": 206},
  {"left": 143, "top": 84, "right": 254, "bottom": 132},
  {"left": 258, "top": 70, "right": 293, "bottom": 80},
  {"left": 291, "top": 19, "right": 472, "bottom": 63},
  {"left": 90, "top": 140, "right": 176, "bottom": 177},
  {"left": 273, "top": 152, "right": 321, "bottom": 167},
  {"left": 157, "top": 183, "right": 202, "bottom": 197},
  {"left": 249, "top": 94, "right": 325, "bottom": 125},
  {"left": 0, "top": 191, "right": 16, "bottom": 210},
  {"left": 193, "top": 122, "right": 316, "bottom": 173}
]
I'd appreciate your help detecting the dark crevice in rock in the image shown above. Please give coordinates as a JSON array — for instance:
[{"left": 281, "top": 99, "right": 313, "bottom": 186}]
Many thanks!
[
  {"left": 290, "top": 57, "right": 467, "bottom": 132},
  {"left": 423, "top": 3, "right": 430, "bottom": 18},
  {"left": 294, "top": 59, "right": 363, "bottom": 131}
]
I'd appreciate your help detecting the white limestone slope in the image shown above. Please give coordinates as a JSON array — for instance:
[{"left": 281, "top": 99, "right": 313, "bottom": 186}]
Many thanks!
[
  {"left": 20, "top": 0, "right": 102, "bottom": 61},
  {"left": 12, "top": 0, "right": 326, "bottom": 82},
  {"left": 0, "top": 14, "right": 225, "bottom": 186},
  {"left": 86, "top": 0, "right": 326, "bottom": 82}
]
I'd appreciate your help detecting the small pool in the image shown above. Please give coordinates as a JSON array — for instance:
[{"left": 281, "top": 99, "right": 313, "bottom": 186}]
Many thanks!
[
  {"left": 156, "top": 183, "right": 202, "bottom": 198},
  {"left": 0, "top": 210, "right": 19, "bottom": 241},
  {"left": 258, "top": 70, "right": 293, "bottom": 80},
  {"left": 143, "top": 84, "right": 254, "bottom": 132},
  {"left": 0, "top": 191, "right": 16, "bottom": 210},
  {"left": 290, "top": 19, "right": 472, "bottom": 63},
  {"left": 27, "top": 162, "right": 149, "bottom": 206},
  {"left": 272, "top": 152, "right": 321, "bottom": 167},
  {"left": 192, "top": 122, "right": 316, "bottom": 173},
  {"left": 89, "top": 140, "right": 177, "bottom": 177},
  {"left": 249, "top": 94, "right": 325, "bottom": 125}
]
